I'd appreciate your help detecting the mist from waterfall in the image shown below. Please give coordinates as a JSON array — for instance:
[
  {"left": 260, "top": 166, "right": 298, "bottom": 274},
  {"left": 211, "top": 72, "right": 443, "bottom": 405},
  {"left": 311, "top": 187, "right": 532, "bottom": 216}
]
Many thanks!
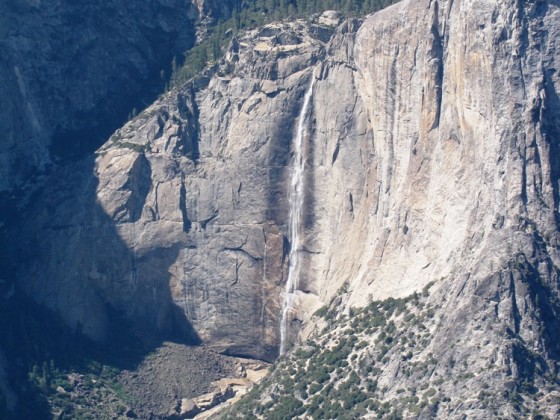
[{"left": 280, "top": 74, "right": 316, "bottom": 355}]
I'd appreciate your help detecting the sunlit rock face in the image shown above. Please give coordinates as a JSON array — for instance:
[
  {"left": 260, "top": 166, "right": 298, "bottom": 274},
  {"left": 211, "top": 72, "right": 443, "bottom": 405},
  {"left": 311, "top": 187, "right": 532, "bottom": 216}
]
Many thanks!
[
  {"left": 13, "top": 1, "right": 560, "bottom": 396},
  {"left": 14, "top": 21, "right": 330, "bottom": 361}
]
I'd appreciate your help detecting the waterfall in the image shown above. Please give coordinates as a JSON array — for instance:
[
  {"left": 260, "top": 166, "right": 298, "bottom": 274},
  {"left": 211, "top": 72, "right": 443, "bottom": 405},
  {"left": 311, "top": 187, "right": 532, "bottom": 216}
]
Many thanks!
[{"left": 280, "top": 74, "right": 316, "bottom": 355}]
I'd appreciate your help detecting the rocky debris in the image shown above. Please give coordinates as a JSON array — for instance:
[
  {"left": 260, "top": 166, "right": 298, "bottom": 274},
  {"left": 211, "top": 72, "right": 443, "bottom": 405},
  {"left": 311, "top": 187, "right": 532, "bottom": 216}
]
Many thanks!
[
  {"left": 192, "top": 365, "right": 270, "bottom": 419},
  {"left": 117, "top": 342, "right": 242, "bottom": 419},
  {"left": 5, "top": 0, "right": 560, "bottom": 418},
  {"left": 177, "top": 386, "right": 235, "bottom": 418},
  {"left": 33, "top": 341, "right": 266, "bottom": 419},
  {"left": 112, "top": 342, "right": 270, "bottom": 420}
]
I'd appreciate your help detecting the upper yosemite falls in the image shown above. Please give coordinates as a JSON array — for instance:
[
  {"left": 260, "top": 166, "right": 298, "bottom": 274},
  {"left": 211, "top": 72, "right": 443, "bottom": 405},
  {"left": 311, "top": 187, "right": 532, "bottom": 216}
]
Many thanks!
[{"left": 1, "top": 0, "right": 560, "bottom": 418}]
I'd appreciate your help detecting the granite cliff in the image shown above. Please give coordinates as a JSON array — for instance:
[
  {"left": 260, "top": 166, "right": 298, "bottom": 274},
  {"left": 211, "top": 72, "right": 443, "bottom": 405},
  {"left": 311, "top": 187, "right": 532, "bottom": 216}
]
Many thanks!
[
  {"left": 0, "top": 0, "right": 240, "bottom": 195},
  {"left": 13, "top": 17, "right": 334, "bottom": 361},
  {"left": 230, "top": 0, "right": 560, "bottom": 417},
  {"left": 2, "top": 0, "right": 560, "bottom": 418}
]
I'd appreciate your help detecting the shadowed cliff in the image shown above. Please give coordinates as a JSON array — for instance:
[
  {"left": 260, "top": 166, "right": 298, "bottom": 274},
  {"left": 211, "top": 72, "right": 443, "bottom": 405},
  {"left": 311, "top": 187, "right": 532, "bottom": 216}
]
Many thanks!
[{"left": 2, "top": 0, "right": 560, "bottom": 418}]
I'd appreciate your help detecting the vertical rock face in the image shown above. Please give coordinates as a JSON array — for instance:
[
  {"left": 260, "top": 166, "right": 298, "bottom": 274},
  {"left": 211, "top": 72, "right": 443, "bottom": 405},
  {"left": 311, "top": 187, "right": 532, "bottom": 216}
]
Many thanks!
[
  {"left": 14, "top": 21, "right": 331, "bottom": 361},
  {"left": 10, "top": 0, "right": 560, "bottom": 399},
  {"left": 338, "top": 0, "right": 560, "bottom": 306},
  {"left": 0, "top": 0, "right": 242, "bottom": 194},
  {"left": 222, "top": 2, "right": 560, "bottom": 416},
  {"left": 291, "top": 0, "right": 560, "bottom": 311},
  {"left": 325, "top": 0, "right": 560, "bottom": 348},
  {"left": 284, "top": 1, "right": 560, "bottom": 414}
]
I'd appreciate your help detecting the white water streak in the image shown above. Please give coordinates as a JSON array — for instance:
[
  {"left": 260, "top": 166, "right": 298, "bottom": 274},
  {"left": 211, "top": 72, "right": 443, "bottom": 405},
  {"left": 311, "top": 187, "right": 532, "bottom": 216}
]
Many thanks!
[{"left": 280, "top": 74, "right": 316, "bottom": 355}]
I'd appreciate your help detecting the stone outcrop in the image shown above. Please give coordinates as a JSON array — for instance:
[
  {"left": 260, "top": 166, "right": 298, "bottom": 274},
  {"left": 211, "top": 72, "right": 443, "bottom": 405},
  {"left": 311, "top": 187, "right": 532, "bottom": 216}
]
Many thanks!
[
  {"left": 6, "top": 0, "right": 560, "bottom": 416},
  {"left": 302, "top": 1, "right": 560, "bottom": 415},
  {"left": 0, "top": 0, "right": 240, "bottom": 195},
  {"left": 174, "top": 386, "right": 235, "bottom": 419},
  {"left": 15, "top": 0, "right": 560, "bottom": 352},
  {"left": 13, "top": 20, "right": 333, "bottom": 361}
]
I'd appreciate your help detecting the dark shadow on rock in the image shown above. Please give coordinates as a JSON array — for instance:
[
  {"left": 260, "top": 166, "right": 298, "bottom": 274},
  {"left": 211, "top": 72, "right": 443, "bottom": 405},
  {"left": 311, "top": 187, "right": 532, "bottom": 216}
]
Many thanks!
[
  {"left": 177, "top": 87, "right": 202, "bottom": 162},
  {"left": 124, "top": 152, "right": 153, "bottom": 223},
  {"left": 43, "top": 3, "right": 198, "bottom": 162},
  {"left": 1, "top": 152, "right": 201, "bottom": 418}
]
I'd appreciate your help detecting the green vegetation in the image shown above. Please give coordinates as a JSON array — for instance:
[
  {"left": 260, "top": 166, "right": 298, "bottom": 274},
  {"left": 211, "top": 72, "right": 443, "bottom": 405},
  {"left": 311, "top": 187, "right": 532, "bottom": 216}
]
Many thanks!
[
  {"left": 223, "top": 288, "right": 443, "bottom": 419},
  {"left": 170, "top": 0, "right": 400, "bottom": 85},
  {"left": 121, "top": 0, "right": 402, "bottom": 145},
  {"left": 117, "top": 142, "right": 148, "bottom": 153},
  {"left": 0, "top": 279, "right": 145, "bottom": 419},
  {"left": 224, "top": 268, "right": 559, "bottom": 418},
  {"left": 26, "top": 359, "right": 134, "bottom": 419}
]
